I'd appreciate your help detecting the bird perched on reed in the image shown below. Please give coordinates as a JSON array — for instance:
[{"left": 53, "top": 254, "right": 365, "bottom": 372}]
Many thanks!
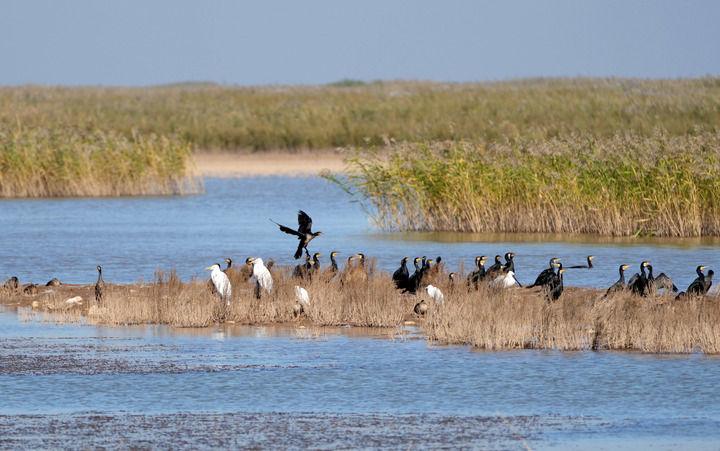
[
  {"left": 526, "top": 258, "right": 560, "bottom": 289},
  {"left": 677, "top": 266, "right": 713, "bottom": 299},
  {"left": 3, "top": 276, "right": 19, "bottom": 291},
  {"left": 392, "top": 257, "right": 410, "bottom": 290},
  {"left": 95, "top": 265, "right": 105, "bottom": 303},
  {"left": 492, "top": 252, "right": 521, "bottom": 288},
  {"left": 46, "top": 278, "right": 62, "bottom": 287},
  {"left": 293, "top": 254, "right": 311, "bottom": 279},
  {"left": 308, "top": 252, "right": 321, "bottom": 278},
  {"left": 546, "top": 265, "right": 565, "bottom": 301},
  {"left": 629, "top": 261, "right": 651, "bottom": 296},
  {"left": 467, "top": 256, "right": 488, "bottom": 289},
  {"left": 604, "top": 264, "right": 630, "bottom": 298},
  {"left": 23, "top": 283, "right": 38, "bottom": 295},
  {"left": 425, "top": 284, "right": 444, "bottom": 304},
  {"left": 206, "top": 263, "right": 232, "bottom": 305},
  {"left": 646, "top": 264, "right": 678, "bottom": 295},
  {"left": 246, "top": 257, "right": 273, "bottom": 299},
  {"left": 270, "top": 210, "right": 323, "bottom": 259},
  {"left": 329, "top": 251, "right": 340, "bottom": 273},
  {"left": 293, "top": 286, "right": 310, "bottom": 317}
]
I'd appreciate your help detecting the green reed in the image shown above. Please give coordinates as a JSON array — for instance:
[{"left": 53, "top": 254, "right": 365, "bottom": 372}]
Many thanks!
[
  {"left": 339, "top": 131, "right": 720, "bottom": 237},
  {"left": 0, "top": 126, "right": 201, "bottom": 197},
  {"left": 2, "top": 78, "right": 718, "bottom": 150}
]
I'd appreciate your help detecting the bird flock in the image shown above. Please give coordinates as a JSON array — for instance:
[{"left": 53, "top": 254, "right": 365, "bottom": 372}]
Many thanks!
[{"left": 3, "top": 210, "right": 714, "bottom": 317}]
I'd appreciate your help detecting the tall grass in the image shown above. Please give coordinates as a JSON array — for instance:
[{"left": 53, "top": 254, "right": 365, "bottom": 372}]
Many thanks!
[
  {"left": 340, "top": 131, "right": 720, "bottom": 237},
  {"left": 15, "top": 266, "right": 720, "bottom": 354},
  {"left": 0, "top": 126, "right": 201, "bottom": 197},
  {"left": 425, "top": 285, "right": 720, "bottom": 354},
  {"left": 2, "top": 78, "right": 719, "bottom": 150}
]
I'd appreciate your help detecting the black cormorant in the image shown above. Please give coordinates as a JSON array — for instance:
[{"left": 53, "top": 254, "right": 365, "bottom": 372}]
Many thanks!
[
  {"left": 467, "top": 256, "right": 488, "bottom": 289},
  {"left": 546, "top": 266, "right": 565, "bottom": 301},
  {"left": 647, "top": 265, "right": 678, "bottom": 295},
  {"left": 330, "top": 251, "right": 339, "bottom": 272},
  {"left": 604, "top": 264, "right": 630, "bottom": 297},
  {"left": 95, "top": 265, "right": 105, "bottom": 303},
  {"left": 223, "top": 258, "right": 233, "bottom": 273},
  {"left": 486, "top": 255, "right": 503, "bottom": 278},
  {"left": 271, "top": 210, "right": 323, "bottom": 259},
  {"left": 567, "top": 255, "right": 594, "bottom": 269},
  {"left": 392, "top": 257, "right": 410, "bottom": 290},
  {"left": 526, "top": 258, "right": 560, "bottom": 289},
  {"left": 629, "top": 261, "right": 650, "bottom": 296}
]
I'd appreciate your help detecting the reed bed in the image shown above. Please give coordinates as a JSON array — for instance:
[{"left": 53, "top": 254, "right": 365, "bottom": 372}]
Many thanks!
[
  {"left": 0, "top": 126, "right": 201, "bottom": 197},
  {"left": 84, "top": 266, "right": 414, "bottom": 328},
  {"left": 425, "top": 285, "right": 720, "bottom": 354},
  {"left": 2, "top": 78, "right": 718, "bottom": 150},
  {"left": 341, "top": 131, "right": 720, "bottom": 237},
  {"left": 5, "top": 266, "right": 719, "bottom": 354}
]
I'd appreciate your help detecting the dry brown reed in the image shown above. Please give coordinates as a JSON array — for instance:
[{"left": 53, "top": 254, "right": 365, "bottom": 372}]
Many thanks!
[
  {"left": 425, "top": 285, "right": 720, "bottom": 354},
  {"left": 5, "top": 267, "right": 719, "bottom": 354}
]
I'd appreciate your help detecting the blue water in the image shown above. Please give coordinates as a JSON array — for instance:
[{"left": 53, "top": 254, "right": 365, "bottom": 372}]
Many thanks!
[
  {"left": 1, "top": 306, "right": 719, "bottom": 448},
  {"left": 2, "top": 176, "right": 720, "bottom": 448},
  {"left": 0, "top": 177, "right": 718, "bottom": 291}
]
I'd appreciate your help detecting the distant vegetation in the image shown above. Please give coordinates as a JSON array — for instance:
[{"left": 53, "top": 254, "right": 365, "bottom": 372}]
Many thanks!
[
  {"left": 2, "top": 78, "right": 718, "bottom": 150},
  {"left": 0, "top": 126, "right": 200, "bottom": 198},
  {"left": 342, "top": 131, "right": 720, "bottom": 237},
  {"left": 2, "top": 78, "right": 719, "bottom": 214}
]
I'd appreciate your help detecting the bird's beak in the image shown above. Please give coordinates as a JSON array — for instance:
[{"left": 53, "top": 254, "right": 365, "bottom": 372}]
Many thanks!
[{"left": 205, "top": 266, "right": 213, "bottom": 271}]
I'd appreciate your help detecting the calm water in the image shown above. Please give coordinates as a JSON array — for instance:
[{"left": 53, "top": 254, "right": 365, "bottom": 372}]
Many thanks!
[
  {"left": 2, "top": 177, "right": 720, "bottom": 448},
  {"left": 0, "top": 177, "right": 718, "bottom": 291},
  {"left": 1, "top": 306, "right": 720, "bottom": 449}
]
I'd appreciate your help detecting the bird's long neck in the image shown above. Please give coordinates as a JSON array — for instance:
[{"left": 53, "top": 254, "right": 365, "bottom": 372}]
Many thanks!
[
  {"left": 647, "top": 266, "right": 654, "bottom": 280},
  {"left": 619, "top": 267, "right": 625, "bottom": 283},
  {"left": 697, "top": 267, "right": 705, "bottom": 278},
  {"left": 331, "top": 256, "right": 338, "bottom": 270},
  {"left": 587, "top": 257, "right": 593, "bottom": 268},
  {"left": 640, "top": 265, "right": 647, "bottom": 278},
  {"left": 97, "top": 269, "right": 103, "bottom": 283}
]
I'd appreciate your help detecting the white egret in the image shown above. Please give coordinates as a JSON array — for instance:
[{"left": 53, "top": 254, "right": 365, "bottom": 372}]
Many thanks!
[
  {"left": 206, "top": 263, "right": 232, "bottom": 304},
  {"left": 246, "top": 257, "right": 273, "bottom": 299},
  {"left": 293, "top": 285, "right": 310, "bottom": 317},
  {"left": 425, "top": 284, "right": 444, "bottom": 304}
]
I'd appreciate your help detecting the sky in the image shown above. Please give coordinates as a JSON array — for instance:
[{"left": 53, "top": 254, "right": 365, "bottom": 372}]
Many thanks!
[{"left": 2, "top": 0, "right": 719, "bottom": 86}]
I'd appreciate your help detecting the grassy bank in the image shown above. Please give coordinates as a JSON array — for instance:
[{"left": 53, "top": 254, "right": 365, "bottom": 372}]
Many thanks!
[
  {"left": 3, "top": 78, "right": 719, "bottom": 150},
  {"left": 4, "top": 266, "right": 720, "bottom": 353},
  {"left": 341, "top": 131, "right": 720, "bottom": 237},
  {"left": 0, "top": 126, "right": 200, "bottom": 197}
]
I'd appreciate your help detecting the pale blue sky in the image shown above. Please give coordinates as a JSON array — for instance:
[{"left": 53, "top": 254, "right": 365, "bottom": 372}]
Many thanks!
[{"left": 2, "top": 0, "right": 719, "bottom": 86}]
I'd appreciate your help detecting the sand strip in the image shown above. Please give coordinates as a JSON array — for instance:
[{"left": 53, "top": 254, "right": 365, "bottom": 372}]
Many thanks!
[{"left": 193, "top": 151, "right": 347, "bottom": 177}]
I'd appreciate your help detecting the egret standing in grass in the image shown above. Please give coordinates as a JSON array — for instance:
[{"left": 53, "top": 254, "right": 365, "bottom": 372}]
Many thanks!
[
  {"left": 246, "top": 257, "right": 273, "bottom": 299},
  {"left": 293, "top": 286, "right": 310, "bottom": 317},
  {"left": 206, "top": 263, "right": 232, "bottom": 305}
]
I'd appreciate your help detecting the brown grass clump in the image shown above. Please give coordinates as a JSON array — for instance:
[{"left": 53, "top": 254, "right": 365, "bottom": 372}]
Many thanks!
[
  {"left": 425, "top": 285, "right": 720, "bottom": 354},
  {"left": 4, "top": 266, "right": 719, "bottom": 354}
]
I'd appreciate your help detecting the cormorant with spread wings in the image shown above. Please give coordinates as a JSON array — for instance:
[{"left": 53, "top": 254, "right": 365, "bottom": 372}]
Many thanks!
[{"left": 271, "top": 210, "right": 323, "bottom": 259}]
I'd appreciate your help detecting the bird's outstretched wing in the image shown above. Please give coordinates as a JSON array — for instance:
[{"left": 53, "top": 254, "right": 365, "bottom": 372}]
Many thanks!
[
  {"left": 655, "top": 273, "right": 678, "bottom": 292},
  {"left": 298, "top": 210, "right": 313, "bottom": 234},
  {"left": 270, "top": 219, "right": 302, "bottom": 237},
  {"left": 627, "top": 273, "right": 640, "bottom": 288}
]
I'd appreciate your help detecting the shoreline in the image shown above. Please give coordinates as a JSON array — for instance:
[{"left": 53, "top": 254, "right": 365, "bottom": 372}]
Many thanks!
[{"left": 193, "top": 150, "right": 347, "bottom": 178}]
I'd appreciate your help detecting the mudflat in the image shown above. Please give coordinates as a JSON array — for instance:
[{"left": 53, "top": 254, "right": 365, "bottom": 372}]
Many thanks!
[{"left": 193, "top": 150, "right": 346, "bottom": 177}]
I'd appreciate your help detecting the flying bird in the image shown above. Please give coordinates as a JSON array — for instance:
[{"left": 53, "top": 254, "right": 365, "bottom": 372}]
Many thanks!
[{"left": 270, "top": 210, "right": 323, "bottom": 259}]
